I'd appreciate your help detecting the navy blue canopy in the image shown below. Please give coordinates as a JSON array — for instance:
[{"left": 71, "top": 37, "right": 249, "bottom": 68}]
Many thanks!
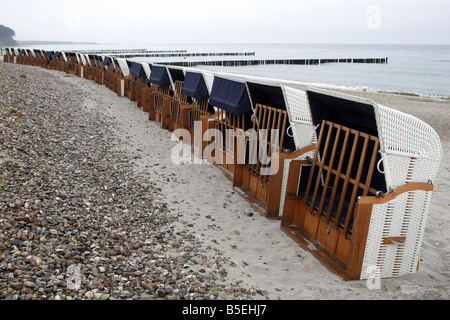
[
  {"left": 182, "top": 72, "right": 209, "bottom": 99},
  {"left": 168, "top": 67, "right": 184, "bottom": 83},
  {"left": 130, "top": 62, "right": 147, "bottom": 79},
  {"left": 209, "top": 77, "right": 252, "bottom": 115},
  {"left": 103, "top": 57, "right": 111, "bottom": 66},
  {"left": 55, "top": 52, "right": 61, "bottom": 59},
  {"left": 149, "top": 65, "right": 170, "bottom": 86},
  {"left": 247, "top": 82, "right": 296, "bottom": 151},
  {"left": 45, "top": 51, "right": 53, "bottom": 59}
]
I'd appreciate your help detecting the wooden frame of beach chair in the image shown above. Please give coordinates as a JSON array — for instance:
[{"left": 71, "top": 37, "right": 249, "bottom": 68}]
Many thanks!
[
  {"left": 169, "top": 79, "right": 191, "bottom": 130},
  {"left": 64, "top": 52, "right": 78, "bottom": 75},
  {"left": 22, "top": 49, "right": 31, "bottom": 65},
  {"left": 154, "top": 83, "right": 172, "bottom": 128},
  {"left": 94, "top": 55, "right": 105, "bottom": 85},
  {"left": 55, "top": 52, "right": 64, "bottom": 71},
  {"left": 110, "top": 58, "right": 122, "bottom": 93},
  {"left": 49, "top": 52, "right": 59, "bottom": 70},
  {"left": 125, "top": 62, "right": 146, "bottom": 102},
  {"left": 28, "top": 50, "right": 36, "bottom": 66},
  {"left": 279, "top": 87, "right": 441, "bottom": 280},
  {"left": 85, "top": 55, "right": 97, "bottom": 81},
  {"left": 136, "top": 63, "right": 152, "bottom": 109},
  {"left": 105, "top": 57, "right": 121, "bottom": 91},
  {"left": 133, "top": 63, "right": 150, "bottom": 107},
  {"left": 75, "top": 54, "right": 86, "bottom": 78},
  {"left": 102, "top": 57, "right": 113, "bottom": 88},
  {"left": 114, "top": 58, "right": 131, "bottom": 97},
  {"left": 43, "top": 51, "right": 53, "bottom": 69},
  {"left": 77, "top": 54, "right": 87, "bottom": 78},
  {"left": 166, "top": 67, "right": 187, "bottom": 131},
  {"left": 231, "top": 80, "right": 310, "bottom": 218},
  {"left": 4, "top": 48, "right": 13, "bottom": 63},
  {"left": 16, "top": 49, "right": 25, "bottom": 65},
  {"left": 33, "top": 50, "right": 41, "bottom": 67},
  {"left": 190, "top": 96, "right": 213, "bottom": 145},
  {"left": 148, "top": 65, "right": 173, "bottom": 128},
  {"left": 2, "top": 48, "right": 10, "bottom": 63},
  {"left": 181, "top": 70, "right": 216, "bottom": 152},
  {"left": 31, "top": 50, "right": 39, "bottom": 66},
  {"left": 9, "top": 48, "right": 17, "bottom": 64},
  {"left": 179, "top": 70, "right": 214, "bottom": 147},
  {"left": 205, "top": 76, "right": 256, "bottom": 177}
]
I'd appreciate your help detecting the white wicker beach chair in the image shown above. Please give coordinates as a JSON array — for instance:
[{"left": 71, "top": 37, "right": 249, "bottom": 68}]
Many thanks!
[
  {"left": 115, "top": 58, "right": 131, "bottom": 97},
  {"left": 280, "top": 86, "right": 441, "bottom": 280}
]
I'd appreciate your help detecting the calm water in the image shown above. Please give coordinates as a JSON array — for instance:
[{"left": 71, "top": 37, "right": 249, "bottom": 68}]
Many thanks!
[{"left": 29, "top": 43, "right": 450, "bottom": 99}]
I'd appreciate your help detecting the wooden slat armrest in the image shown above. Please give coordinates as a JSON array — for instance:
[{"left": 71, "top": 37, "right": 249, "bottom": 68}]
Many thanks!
[
  {"left": 180, "top": 104, "right": 193, "bottom": 110},
  {"left": 200, "top": 113, "right": 220, "bottom": 122},
  {"left": 357, "top": 182, "right": 434, "bottom": 205},
  {"left": 280, "top": 145, "right": 316, "bottom": 161}
]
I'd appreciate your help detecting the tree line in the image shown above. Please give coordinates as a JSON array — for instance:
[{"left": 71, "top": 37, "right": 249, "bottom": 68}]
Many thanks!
[{"left": 0, "top": 24, "right": 17, "bottom": 46}]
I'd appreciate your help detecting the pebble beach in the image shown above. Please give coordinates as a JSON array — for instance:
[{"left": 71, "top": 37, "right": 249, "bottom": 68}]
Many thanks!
[{"left": 0, "top": 61, "right": 449, "bottom": 301}]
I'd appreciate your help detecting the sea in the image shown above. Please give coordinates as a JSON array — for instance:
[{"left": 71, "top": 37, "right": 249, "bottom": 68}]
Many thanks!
[{"left": 27, "top": 43, "right": 450, "bottom": 100}]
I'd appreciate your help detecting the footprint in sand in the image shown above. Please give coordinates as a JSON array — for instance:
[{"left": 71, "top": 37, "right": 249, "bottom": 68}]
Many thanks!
[
  {"left": 422, "top": 238, "right": 448, "bottom": 250},
  {"left": 435, "top": 251, "right": 450, "bottom": 277}
]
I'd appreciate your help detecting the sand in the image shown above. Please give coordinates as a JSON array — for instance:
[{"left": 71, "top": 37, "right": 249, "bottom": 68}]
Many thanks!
[{"left": 12, "top": 65, "right": 450, "bottom": 299}]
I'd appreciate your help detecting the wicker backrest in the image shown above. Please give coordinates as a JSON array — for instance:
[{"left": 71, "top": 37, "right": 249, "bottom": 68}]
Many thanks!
[
  {"left": 282, "top": 86, "right": 316, "bottom": 150},
  {"left": 375, "top": 105, "right": 442, "bottom": 190}
]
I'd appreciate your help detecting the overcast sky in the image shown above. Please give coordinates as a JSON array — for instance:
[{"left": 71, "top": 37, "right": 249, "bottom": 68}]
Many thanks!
[{"left": 1, "top": 0, "right": 449, "bottom": 44}]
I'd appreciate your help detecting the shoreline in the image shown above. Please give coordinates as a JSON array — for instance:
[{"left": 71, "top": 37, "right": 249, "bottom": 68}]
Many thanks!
[{"left": 1, "top": 62, "right": 449, "bottom": 300}]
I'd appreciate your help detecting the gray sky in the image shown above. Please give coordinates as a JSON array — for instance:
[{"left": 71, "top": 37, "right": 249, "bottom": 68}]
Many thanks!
[{"left": 1, "top": 0, "right": 449, "bottom": 44}]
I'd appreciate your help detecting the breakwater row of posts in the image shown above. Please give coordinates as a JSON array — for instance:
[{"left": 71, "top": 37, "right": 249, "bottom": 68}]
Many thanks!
[
  {"left": 73, "top": 49, "right": 188, "bottom": 55},
  {"left": 165, "top": 57, "right": 388, "bottom": 67},
  {"left": 65, "top": 49, "right": 388, "bottom": 66},
  {"left": 112, "top": 52, "right": 257, "bottom": 59},
  {"left": 1, "top": 47, "right": 388, "bottom": 68}
]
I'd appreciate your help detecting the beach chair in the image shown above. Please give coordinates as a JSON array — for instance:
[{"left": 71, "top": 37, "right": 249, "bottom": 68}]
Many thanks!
[
  {"left": 64, "top": 52, "right": 78, "bottom": 75},
  {"left": 125, "top": 61, "right": 147, "bottom": 102},
  {"left": 179, "top": 70, "right": 214, "bottom": 146},
  {"left": 75, "top": 53, "right": 86, "bottom": 78},
  {"left": 279, "top": 87, "right": 441, "bottom": 280},
  {"left": 134, "top": 63, "right": 151, "bottom": 109},
  {"left": 32, "top": 50, "right": 40, "bottom": 66},
  {"left": 109, "top": 58, "right": 122, "bottom": 93},
  {"left": 49, "top": 52, "right": 59, "bottom": 70},
  {"left": 114, "top": 58, "right": 131, "bottom": 97},
  {"left": 94, "top": 55, "right": 105, "bottom": 84},
  {"left": 3, "top": 48, "right": 11, "bottom": 63},
  {"left": 36, "top": 50, "right": 45, "bottom": 67},
  {"left": 104, "top": 57, "right": 121, "bottom": 91},
  {"left": 205, "top": 75, "right": 256, "bottom": 177},
  {"left": 231, "top": 80, "right": 313, "bottom": 218},
  {"left": 103, "top": 57, "right": 114, "bottom": 89},
  {"left": 22, "top": 49, "right": 31, "bottom": 65},
  {"left": 16, "top": 49, "right": 25, "bottom": 64},
  {"left": 85, "top": 55, "right": 97, "bottom": 81},
  {"left": 44, "top": 51, "right": 54, "bottom": 69},
  {"left": 148, "top": 65, "right": 173, "bottom": 128},
  {"left": 166, "top": 66, "right": 188, "bottom": 130},
  {"left": 28, "top": 49, "right": 38, "bottom": 66},
  {"left": 55, "top": 52, "right": 66, "bottom": 71}
]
